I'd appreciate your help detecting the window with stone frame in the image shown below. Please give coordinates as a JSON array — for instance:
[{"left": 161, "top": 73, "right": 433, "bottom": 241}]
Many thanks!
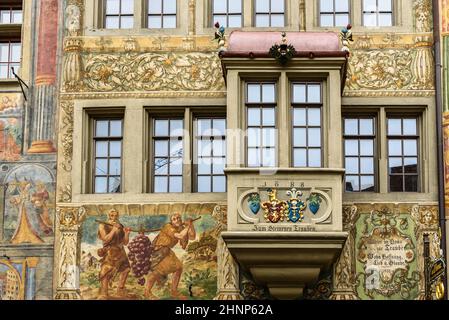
[
  {"left": 92, "top": 118, "right": 123, "bottom": 193},
  {"left": 362, "top": 0, "right": 393, "bottom": 27},
  {"left": 291, "top": 82, "right": 323, "bottom": 168},
  {"left": 319, "top": 0, "right": 350, "bottom": 27},
  {"left": 254, "top": 0, "right": 285, "bottom": 27},
  {"left": 0, "top": 40, "right": 21, "bottom": 79},
  {"left": 104, "top": 0, "right": 134, "bottom": 29},
  {"left": 246, "top": 82, "right": 277, "bottom": 167},
  {"left": 212, "top": 0, "right": 242, "bottom": 28},
  {"left": 0, "top": 3, "right": 22, "bottom": 24},
  {"left": 147, "top": 0, "right": 176, "bottom": 28}
]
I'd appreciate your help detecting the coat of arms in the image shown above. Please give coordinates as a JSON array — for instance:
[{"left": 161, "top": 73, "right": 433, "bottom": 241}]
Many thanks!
[
  {"left": 261, "top": 189, "right": 287, "bottom": 223},
  {"left": 286, "top": 188, "right": 306, "bottom": 223}
]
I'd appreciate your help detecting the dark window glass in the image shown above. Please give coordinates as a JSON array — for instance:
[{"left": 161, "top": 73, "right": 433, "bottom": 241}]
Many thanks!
[
  {"left": 292, "top": 83, "right": 322, "bottom": 168},
  {"left": 246, "top": 83, "right": 276, "bottom": 167},
  {"left": 195, "top": 118, "right": 226, "bottom": 192},
  {"left": 93, "top": 119, "right": 123, "bottom": 193},
  {"left": 152, "top": 118, "right": 183, "bottom": 192},
  {"left": 388, "top": 117, "right": 419, "bottom": 192},
  {"left": 343, "top": 117, "right": 376, "bottom": 192}
]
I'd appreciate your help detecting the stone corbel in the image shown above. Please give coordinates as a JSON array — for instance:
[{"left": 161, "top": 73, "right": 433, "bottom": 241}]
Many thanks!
[{"left": 54, "top": 206, "right": 86, "bottom": 300}]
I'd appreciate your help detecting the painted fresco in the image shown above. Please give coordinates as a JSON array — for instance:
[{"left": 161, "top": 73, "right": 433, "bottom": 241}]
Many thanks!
[
  {"left": 80, "top": 211, "right": 218, "bottom": 300},
  {"left": 3, "top": 165, "right": 55, "bottom": 244},
  {"left": 354, "top": 209, "right": 420, "bottom": 300},
  {"left": 0, "top": 259, "right": 37, "bottom": 300},
  {"left": 0, "top": 93, "right": 22, "bottom": 161}
]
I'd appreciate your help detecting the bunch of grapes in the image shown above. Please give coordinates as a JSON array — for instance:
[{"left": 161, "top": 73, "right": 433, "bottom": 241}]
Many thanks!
[{"left": 127, "top": 233, "right": 152, "bottom": 286}]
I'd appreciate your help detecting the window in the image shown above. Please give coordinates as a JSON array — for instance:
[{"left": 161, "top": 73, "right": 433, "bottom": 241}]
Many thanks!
[
  {"left": 152, "top": 118, "right": 183, "bottom": 193},
  {"left": 104, "top": 0, "right": 134, "bottom": 29},
  {"left": 363, "top": 0, "right": 393, "bottom": 27},
  {"left": 148, "top": 0, "right": 176, "bottom": 28},
  {"left": 254, "top": 0, "right": 284, "bottom": 27},
  {"left": 291, "top": 83, "right": 322, "bottom": 168},
  {"left": 0, "top": 41, "right": 21, "bottom": 79},
  {"left": 246, "top": 83, "right": 276, "bottom": 167},
  {"left": 343, "top": 117, "right": 376, "bottom": 192},
  {"left": 212, "top": 0, "right": 242, "bottom": 28},
  {"left": 0, "top": 6, "right": 22, "bottom": 24},
  {"left": 319, "top": 0, "right": 350, "bottom": 27},
  {"left": 93, "top": 119, "right": 123, "bottom": 193},
  {"left": 195, "top": 118, "right": 227, "bottom": 192},
  {"left": 388, "top": 117, "right": 419, "bottom": 192}
]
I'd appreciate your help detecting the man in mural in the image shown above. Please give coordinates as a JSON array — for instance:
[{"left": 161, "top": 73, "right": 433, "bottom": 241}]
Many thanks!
[
  {"left": 97, "top": 209, "right": 131, "bottom": 299},
  {"left": 144, "top": 213, "right": 196, "bottom": 300},
  {"left": 31, "top": 182, "right": 53, "bottom": 235}
]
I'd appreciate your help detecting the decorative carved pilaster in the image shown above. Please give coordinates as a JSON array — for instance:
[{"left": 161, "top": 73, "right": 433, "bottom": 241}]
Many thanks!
[
  {"left": 188, "top": 0, "right": 196, "bottom": 35},
  {"left": 330, "top": 205, "right": 359, "bottom": 300},
  {"left": 54, "top": 206, "right": 86, "bottom": 300},
  {"left": 414, "top": 0, "right": 432, "bottom": 33},
  {"left": 299, "top": 0, "right": 306, "bottom": 31},
  {"left": 213, "top": 205, "right": 242, "bottom": 300},
  {"left": 60, "top": 100, "right": 74, "bottom": 172}
]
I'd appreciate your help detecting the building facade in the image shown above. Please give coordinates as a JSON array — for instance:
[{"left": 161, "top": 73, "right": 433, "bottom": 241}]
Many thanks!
[{"left": 0, "top": 0, "right": 447, "bottom": 300}]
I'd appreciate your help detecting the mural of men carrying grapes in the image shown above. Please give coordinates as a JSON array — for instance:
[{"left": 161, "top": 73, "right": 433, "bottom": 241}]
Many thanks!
[
  {"left": 144, "top": 213, "right": 196, "bottom": 300},
  {"left": 97, "top": 209, "right": 132, "bottom": 299}
]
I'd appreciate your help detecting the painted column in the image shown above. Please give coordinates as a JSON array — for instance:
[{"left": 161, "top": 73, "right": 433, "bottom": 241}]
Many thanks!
[{"left": 28, "top": 0, "right": 59, "bottom": 153}]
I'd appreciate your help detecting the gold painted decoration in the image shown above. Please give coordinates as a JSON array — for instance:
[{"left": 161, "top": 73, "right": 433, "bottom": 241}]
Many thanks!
[
  {"left": 80, "top": 52, "right": 225, "bottom": 92},
  {"left": 261, "top": 189, "right": 287, "bottom": 223}
]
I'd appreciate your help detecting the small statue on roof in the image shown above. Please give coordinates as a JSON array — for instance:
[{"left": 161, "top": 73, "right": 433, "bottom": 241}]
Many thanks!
[
  {"left": 340, "top": 24, "right": 353, "bottom": 53},
  {"left": 214, "top": 22, "right": 226, "bottom": 51}
]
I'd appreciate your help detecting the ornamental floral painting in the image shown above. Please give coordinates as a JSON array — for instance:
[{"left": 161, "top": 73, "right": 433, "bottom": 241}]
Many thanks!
[
  {"left": 80, "top": 212, "right": 219, "bottom": 300},
  {"left": 3, "top": 165, "right": 55, "bottom": 244}
]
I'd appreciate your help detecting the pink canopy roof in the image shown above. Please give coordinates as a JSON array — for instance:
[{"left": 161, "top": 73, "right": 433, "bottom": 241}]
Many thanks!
[{"left": 226, "top": 31, "right": 341, "bottom": 54}]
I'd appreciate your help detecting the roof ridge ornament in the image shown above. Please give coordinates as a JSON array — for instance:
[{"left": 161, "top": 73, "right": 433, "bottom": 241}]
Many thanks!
[
  {"left": 340, "top": 24, "right": 354, "bottom": 53},
  {"left": 268, "top": 32, "right": 296, "bottom": 65}
]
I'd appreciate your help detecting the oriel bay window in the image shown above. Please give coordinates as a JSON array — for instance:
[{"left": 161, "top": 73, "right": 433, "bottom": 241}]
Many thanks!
[
  {"left": 343, "top": 117, "right": 376, "bottom": 192},
  {"left": 93, "top": 119, "right": 123, "bottom": 193},
  {"left": 292, "top": 83, "right": 322, "bottom": 168},
  {"left": 195, "top": 118, "right": 227, "bottom": 192},
  {"left": 246, "top": 83, "right": 277, "bottom": 167},
  {"left": 388, "top": 117, "right": 419, "bottom": 192},
  {"left": 152, "top": 118, "right": 184, "bottom": 193}
]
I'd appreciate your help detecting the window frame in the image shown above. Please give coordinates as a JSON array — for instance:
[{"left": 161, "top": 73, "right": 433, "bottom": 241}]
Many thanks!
[
  {"left": 386, "top": 116, "right": 420, "bottom": 193},
  {"left": 0, "top": 39, "right": 21, "bottom": 79},
  {"left": 146, "top": 0, "right": 177, "bottom": 29},
  {"left": 342, "top": 115, "right": 378, "bottom": 193},
  {"left": 253, "top": 0, "right": 286, "bottom": 28},
  {"left": 211, "top": 0, "right": 243, "bottom": 28},
  {"left": 103, "top": 0, "right": 135, "bottom": 29},
  {"left": 362, "top": 0, "right": 394, "bottom": 27},
  {"left": 318, "top": 0, "right": 351, "bottom": 27},
  {"left": 245, "top": 81, "right": 278, "bottom": 168},
  {"left": 193, "top": 116, "right": 227, "bottom": 193},
  {"left": 0, "top": 3, "right": 23, "bottom": 25},
  {"left": 91, "top": 117, "right": 124, "bottom": 194}
]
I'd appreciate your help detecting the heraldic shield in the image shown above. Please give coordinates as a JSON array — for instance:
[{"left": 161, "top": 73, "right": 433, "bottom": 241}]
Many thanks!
[
  {"left": 286, "top": 188, "right": 306, "bottom": 223},
  {"left": 261, "top": 189, "right": 287, "bottom": 223}
]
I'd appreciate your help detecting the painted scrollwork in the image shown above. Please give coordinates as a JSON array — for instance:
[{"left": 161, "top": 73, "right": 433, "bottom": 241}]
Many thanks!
[
  {"left": 213, "top": 205, "right": 242, "bottom": 300},
  {"left": 82, "top": 52, "right": 225, "bottom": 92},
  {"left": 60, "top": 101, "right": 74, "bottom": 172}
]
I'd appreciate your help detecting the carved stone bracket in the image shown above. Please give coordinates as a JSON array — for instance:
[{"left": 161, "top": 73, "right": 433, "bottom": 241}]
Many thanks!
[
  {"left": 213, "top": 205, "right": 242, "bottom": 300},
  {"left": 54, "top": 206, "right": 86, "bottom": 300}
]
